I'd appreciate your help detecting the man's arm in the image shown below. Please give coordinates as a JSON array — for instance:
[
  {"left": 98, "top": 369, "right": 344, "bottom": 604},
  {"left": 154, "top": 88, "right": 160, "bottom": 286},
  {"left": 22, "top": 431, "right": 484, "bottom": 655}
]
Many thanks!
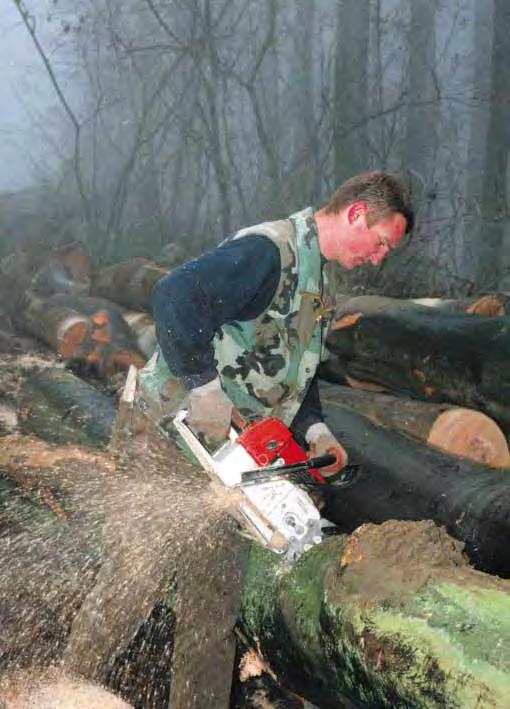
[
  {"left": 289, "top": 377, "right": 323, "bottom": 446},
  {"left": 152, "top": 235, "right": 281, "bottom": 390},
  {"left": 152, "top": 234, "right": 335, "bottom": 448}
]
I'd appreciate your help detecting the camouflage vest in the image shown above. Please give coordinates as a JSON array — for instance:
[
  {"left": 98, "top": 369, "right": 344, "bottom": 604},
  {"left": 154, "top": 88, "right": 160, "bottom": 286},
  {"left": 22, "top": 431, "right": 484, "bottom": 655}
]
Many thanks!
[{"left": 139, "top": 207, "right": 335, "bottom": 427}]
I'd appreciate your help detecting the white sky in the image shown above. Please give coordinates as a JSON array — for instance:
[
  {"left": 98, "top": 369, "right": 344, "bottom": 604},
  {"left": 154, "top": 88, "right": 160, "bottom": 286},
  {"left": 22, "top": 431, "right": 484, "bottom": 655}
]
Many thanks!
[{"left": 0, "top": 1, "right": 58, "bottom": 192}]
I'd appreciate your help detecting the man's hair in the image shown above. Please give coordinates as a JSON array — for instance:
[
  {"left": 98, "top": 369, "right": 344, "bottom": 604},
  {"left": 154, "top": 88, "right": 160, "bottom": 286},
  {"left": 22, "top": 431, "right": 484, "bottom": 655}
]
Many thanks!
[{"left": 323, "top": 171, "right": 414, "bottom": 233}]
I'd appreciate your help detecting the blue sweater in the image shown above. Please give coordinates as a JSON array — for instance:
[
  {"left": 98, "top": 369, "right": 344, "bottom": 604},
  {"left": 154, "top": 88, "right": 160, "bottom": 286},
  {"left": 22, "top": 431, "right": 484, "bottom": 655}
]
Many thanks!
[{"left": 152, "top": 235, "right": 323, "bottom": 441}]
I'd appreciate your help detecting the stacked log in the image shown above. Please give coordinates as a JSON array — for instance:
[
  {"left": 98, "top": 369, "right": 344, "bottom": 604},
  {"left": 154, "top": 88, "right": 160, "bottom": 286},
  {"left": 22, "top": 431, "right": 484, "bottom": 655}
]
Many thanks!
[
  {"left": 92, "top": 258, "right": 168, "bottom": 311},
  {"left": 0, "top": 242, "right": 91, "bottom": 308},
  {"left": 23, "top": 295, "right": 146, "bottom": 377},
  {"left": 320, "top": 387, "right": 510, "bottom": 577},
  {"left": 412, "top": 292, "right": 510, "bottom": 316},
  {"left": 320, "top": 384, "right": 510, "bottom": 468},
  {"left": 323, "top": 294, "right": 510, "bottom": 429}
]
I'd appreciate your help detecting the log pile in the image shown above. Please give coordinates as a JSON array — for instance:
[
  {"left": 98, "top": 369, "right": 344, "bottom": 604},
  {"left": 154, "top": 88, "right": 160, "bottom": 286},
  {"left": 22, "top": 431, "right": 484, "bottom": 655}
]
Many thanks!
[
  {"left": 0, "top": 245, "right": 162, "bottom": 382},
  {"left": 322, "top": 294, "right": 510, "bottom": 429},
  {"left": 2, "top": 242, "right": 510, "bottom": 707}
]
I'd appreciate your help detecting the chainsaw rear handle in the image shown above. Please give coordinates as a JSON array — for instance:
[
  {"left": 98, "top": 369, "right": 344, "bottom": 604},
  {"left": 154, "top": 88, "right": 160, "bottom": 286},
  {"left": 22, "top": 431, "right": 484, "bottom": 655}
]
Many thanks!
[{"left": 240, "top": 453, "right": 336, "bottom": 485}]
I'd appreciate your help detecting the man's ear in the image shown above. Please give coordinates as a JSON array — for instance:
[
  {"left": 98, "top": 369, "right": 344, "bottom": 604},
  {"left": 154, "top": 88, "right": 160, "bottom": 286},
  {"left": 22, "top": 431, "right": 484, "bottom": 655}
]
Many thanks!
[{"left": 347, "top": 201, "right": 368, "bottom": 225}]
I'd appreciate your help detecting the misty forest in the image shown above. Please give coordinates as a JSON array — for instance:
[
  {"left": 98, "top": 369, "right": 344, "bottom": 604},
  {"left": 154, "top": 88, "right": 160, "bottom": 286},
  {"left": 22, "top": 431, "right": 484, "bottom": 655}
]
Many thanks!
[
  {"left": 1, "top": 0, "right": 508, "bottom": 294},
  {"left": 1, "top": 1, "right": 510, "bottom": 709}
]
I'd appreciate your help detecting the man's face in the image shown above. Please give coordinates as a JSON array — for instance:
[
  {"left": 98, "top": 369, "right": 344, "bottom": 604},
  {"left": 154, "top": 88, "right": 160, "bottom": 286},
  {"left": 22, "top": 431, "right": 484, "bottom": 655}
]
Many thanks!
[{"left": 336, "top": 203, "right": 407, "bottom": 270}]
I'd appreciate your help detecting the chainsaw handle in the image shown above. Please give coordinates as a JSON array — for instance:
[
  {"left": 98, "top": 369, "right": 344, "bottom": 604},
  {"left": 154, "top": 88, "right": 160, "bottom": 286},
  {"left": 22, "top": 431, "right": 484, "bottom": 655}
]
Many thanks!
[
  {"left": 307, "top": 454, "right": 337, "bottom": 470},
  {"left": 231, "top": 407, "right": 248, "bottom": 431}
]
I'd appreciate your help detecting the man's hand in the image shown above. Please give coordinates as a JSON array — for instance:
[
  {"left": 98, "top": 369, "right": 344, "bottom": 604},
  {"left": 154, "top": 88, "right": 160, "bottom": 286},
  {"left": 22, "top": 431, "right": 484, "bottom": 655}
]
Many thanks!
[
  {"left": 187, "top": 377, "right": 233, "bottom": 444},
  {"left": 305, "top": 422, "right": 348, "bottom": 476}
]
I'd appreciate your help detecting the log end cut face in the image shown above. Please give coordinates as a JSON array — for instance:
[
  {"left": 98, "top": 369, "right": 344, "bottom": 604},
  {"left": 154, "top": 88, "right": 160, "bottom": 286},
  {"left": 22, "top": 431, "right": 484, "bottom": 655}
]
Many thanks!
[{"left": 428, "top": 408, "right": 510, "bottom": 469}]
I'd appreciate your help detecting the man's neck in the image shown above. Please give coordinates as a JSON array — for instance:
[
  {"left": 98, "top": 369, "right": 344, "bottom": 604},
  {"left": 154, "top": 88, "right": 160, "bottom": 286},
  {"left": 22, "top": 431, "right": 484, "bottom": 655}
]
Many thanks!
[{"left": 314, "top": 209, "right": 340, "bottom": 261}]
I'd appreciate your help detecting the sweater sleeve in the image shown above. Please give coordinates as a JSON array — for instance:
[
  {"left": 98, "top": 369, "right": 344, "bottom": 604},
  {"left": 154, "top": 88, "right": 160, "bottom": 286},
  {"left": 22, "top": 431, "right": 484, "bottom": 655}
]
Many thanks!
[
  {"left": 151, "top": 235, "right": 281, "bottom": 390},
  {"left": 289, "top": 376, "right": 324, "bottom": 446}
]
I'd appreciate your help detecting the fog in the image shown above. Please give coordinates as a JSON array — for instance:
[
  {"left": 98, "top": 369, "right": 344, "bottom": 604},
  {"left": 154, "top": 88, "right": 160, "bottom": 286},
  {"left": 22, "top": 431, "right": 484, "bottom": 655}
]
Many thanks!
[{"left": 0, "top": 0, "right": 508, "bottom": 295}]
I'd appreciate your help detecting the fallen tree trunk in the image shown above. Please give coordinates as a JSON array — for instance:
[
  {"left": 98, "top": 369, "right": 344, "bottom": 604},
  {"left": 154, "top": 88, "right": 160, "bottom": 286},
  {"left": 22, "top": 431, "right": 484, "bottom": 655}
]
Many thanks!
[
  {"left": 323, "top": 295, "right": 510, "bottom": 429},
  {"left": 241, "top": 520, "right": 510, "bottom": 709},
  {"left": 92, "top": 258, "right": 168, "bottom": 311},
  {"left": 320, "top": 383, "right": 510, "bottom": 468},
  {"left": 320, "top": 387, "right": 510, "bottom": 577},
  {"left": 17, "top": 367, "right": 116, "bottom": 448},
  {"left": 412, "top": 292, "right": 510, "bottom": 316}
]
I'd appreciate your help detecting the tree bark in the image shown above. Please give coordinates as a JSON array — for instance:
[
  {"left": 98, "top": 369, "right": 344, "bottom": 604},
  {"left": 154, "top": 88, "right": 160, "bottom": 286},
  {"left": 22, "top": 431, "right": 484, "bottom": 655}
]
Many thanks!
[
  {"left": 241, "top": 520, "right": 510, "bottom": 709},
  {"left": 0, "top": 435, "right": 112, "bottom": 668},
  {"left": 320, "top": 392, "right": 510, "bottom": 578},
  {"left": 320, "top": 383, "right": 510, "bottom": 468},
  {"left": 0, "top": 433, "right": 178, "bottom": 707},
  {"left": 477, "top": 0, "right": 510, "bottom": 289},
  {"left": 323, "top": 295, "right": 510, "bottom": 429},
  {"left": 333, "top": 0, "right": 370, "bottom": 182}
]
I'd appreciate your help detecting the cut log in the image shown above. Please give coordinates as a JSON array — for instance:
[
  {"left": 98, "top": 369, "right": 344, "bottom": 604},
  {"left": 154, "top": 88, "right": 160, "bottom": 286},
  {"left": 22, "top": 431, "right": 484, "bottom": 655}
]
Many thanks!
[
  {"left": 0, "top": 436, "right": 111, "bottom": 669},
  {"left": 320, "top": 387, "right": 510, "bottom": 577},
  {"left": 336, "top": 292, "right": 510, "bottom": 317},
  {"left": 22, "top": 295, "right": 146, "bottom": 377},
  {"left": 17, "top": 367, "right": 116, "bottom": 448},
  {"left": 323, "top": 295, "right": 510, "bottom": 429},
  {"left": 320, "top": 384, "right": 510, "bottom": 468},
  {"left": 241, "top": 520, "right": 510, "bottom": 709},
  {"left": 23, "top": 297, "right": 91, "bottom": 360},
  {"left": 92, "top": 258, "right": 168, "bottom": 311}
]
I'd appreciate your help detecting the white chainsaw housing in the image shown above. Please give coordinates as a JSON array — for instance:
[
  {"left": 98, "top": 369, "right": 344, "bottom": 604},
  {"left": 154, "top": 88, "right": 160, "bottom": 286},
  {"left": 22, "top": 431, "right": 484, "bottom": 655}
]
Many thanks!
[{"left": 173, "top": 410, "right": 323, "bottom": 563}]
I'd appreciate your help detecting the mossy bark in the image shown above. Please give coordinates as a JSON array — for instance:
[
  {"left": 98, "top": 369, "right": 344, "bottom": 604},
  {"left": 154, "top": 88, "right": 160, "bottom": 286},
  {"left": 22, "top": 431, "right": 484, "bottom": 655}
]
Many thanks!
[{"left": 241, "top": 520, "right": 510, "bottom": 709}]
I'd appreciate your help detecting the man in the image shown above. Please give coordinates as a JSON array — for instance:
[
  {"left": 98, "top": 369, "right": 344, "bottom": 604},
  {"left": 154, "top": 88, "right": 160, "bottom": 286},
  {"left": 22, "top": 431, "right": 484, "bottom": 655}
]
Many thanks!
[
  {"left": 139, "top": 171, "right": 413, "bottom": 708},
  {"left": 141, "top": 171, "right": 413, "bottom": 474}
]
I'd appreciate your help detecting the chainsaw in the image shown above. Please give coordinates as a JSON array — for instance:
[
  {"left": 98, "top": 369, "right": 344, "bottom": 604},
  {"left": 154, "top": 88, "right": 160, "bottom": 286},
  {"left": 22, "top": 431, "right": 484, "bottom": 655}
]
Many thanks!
[{"left": 173, "top": 411, "right": 339, "bottom": 563}]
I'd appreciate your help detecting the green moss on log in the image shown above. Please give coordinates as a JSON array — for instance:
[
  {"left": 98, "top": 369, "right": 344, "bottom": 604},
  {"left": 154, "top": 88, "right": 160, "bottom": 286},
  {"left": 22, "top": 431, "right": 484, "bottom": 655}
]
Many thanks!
[{"left": 241, "top": 521, "right": 510, "bottom": 708}]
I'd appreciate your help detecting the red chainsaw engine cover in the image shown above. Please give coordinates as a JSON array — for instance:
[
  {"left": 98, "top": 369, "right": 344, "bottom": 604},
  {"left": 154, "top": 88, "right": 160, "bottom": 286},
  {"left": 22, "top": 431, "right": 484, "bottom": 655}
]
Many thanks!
[{"left": 236, "top": 417, "right": 325, "bottom": 482}]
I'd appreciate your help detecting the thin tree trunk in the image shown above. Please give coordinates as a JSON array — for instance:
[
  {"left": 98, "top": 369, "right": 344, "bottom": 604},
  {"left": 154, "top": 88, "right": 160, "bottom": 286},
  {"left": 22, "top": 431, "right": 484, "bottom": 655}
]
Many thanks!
[{"left": 333, "top": 0, "right": 370, "bottom": 182}]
